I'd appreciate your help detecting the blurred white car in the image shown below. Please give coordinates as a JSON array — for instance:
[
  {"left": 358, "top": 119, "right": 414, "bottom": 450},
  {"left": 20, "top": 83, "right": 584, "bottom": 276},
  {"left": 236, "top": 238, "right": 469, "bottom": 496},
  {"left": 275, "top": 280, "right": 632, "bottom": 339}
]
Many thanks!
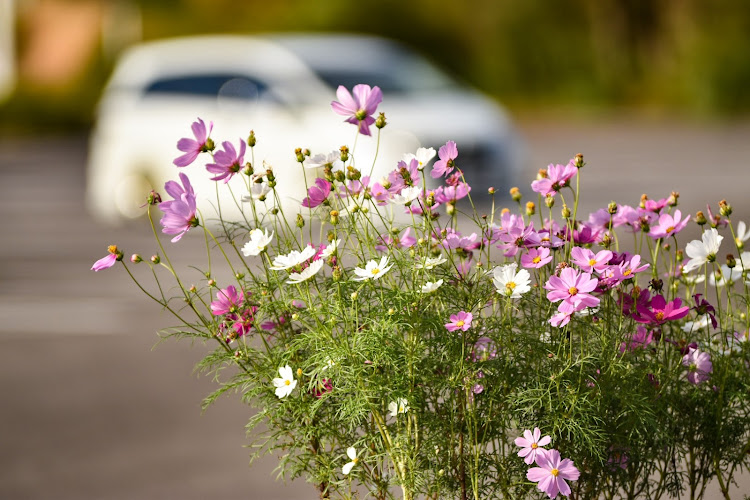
[{"left": 87, "top": 34, "right": 525, "bottom": 223}]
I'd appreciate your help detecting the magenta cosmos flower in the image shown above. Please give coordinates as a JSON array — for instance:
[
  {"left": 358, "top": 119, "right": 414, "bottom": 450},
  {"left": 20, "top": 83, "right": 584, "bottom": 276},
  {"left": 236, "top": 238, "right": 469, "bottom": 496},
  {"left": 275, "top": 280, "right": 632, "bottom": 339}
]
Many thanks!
[
  {"left": 206, "top": 139, "right": 246, "bottom": 183},
  {"left": 331, "top": 84, "right": 383, "bottom": 136},
  {"left": 527, "top": 449, "right": 580, "bottom": 499},
  {"left": 91, "top": 245, "right": 123, "bottom": 271},
  {"left": 173, "top": 118, "right": 214, "bottom": 167},
  {"left": 431, "top": 140, "right": 458, "bottom": 179},
  {"left": 635, "top": 294, "right": 690, "bottom": 325},
  {"left": 445, "top": 311, "right": 473, "bottom": 332},
  {"left": 302, "top": 177, "right": 332, "bottom": 208},
  {"left": 544, "top": 267, "right": 600, "bottom": 310},
  {"left": 210, "top": 285, "right": 245, "bottom": 316},
  {"left": 159, "top": 172, "right": 199, "bottom": 242},
  {"left": 682, "top": 348, "right": 712, "bottom": 384},
  {"left": 515, "top": 428, "right": 552, "bottom": 465}
]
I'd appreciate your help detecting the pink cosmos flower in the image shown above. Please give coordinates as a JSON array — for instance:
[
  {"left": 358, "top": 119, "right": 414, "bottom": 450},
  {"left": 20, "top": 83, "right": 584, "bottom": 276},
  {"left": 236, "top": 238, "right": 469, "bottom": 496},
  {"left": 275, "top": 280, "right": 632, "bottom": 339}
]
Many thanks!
[
  {"left": 91, "top": 245, "right": 123, "bottom": 271},
  {"left": 635, "top": 294, "right": 690, "bottom": 325},
  {"left": 570, "top": 247, "right": 613, "bottom": 274},
  {"left": 612, "top": 254, "right": 650, "bottom": 283},
  {"left": 682, "top": 348, "right": 712, "bottom": 384},
  {"left": 441, "top": 230, "right": 481, "bottom": 253},
  {"left": 159, "top": 172, "right": 199, "bottom": 242},
  {"left": 331, "top": 84, "right": 383, "bottom": 136},
  {"left": 302, "top": 178, "right": 332, "bottom": 208},
  {"left": 388, "top": 159, "right": 421, "bottom": 192},
  {"left": 445, "top": 311, "right": 473, "bottom": 332},
  {"left": 471, "top": 337, "right": 498, "bottom": 362},
  {"left": 619, "top": 325, "right": 655, "bottom": 353},
  {"left": 544, "top": 267, "right": 600, "bottom": 310},
  {"left": 521, "top": 247, "right": 553, "bottom": 269},
  {"left": 649, "top": 209, "right": 690, "bottom": 240},
  {"left": 527, "top": 449, "right": 580, "bottom": 499},
  {"left": 531, "top": 161, "right": 577, "bottom": 197},
  {"left": 375, "top": 227, "right": 416, "bottom": 251},
  {"left": 210, "top": 285, "right": 245, "bottom": 316},
  {"left": 206, "top": 139, "right": 246, "bottom": 183},
  {"left": 431, "top": 140, "right": 458, "bottom": 179},
  {"left": 515, "top": 428, "right": 552, "bottom": 465},
  {"left": 173, "top": 118, "right": 213, "bottom": 167}
]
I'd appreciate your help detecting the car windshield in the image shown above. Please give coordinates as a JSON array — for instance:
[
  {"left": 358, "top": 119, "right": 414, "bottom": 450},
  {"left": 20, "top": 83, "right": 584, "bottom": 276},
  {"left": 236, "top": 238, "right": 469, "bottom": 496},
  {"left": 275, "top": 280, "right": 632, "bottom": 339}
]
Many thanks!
[{"left": 276, "top": 37, "right": 458, "bottom": 95}]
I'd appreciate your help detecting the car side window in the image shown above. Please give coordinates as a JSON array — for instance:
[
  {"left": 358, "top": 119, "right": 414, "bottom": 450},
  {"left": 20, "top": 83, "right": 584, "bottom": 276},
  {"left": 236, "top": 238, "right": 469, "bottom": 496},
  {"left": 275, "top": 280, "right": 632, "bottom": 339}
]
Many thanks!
[{"left": 143, "top": 74, "right": 275, "bottom": 103}]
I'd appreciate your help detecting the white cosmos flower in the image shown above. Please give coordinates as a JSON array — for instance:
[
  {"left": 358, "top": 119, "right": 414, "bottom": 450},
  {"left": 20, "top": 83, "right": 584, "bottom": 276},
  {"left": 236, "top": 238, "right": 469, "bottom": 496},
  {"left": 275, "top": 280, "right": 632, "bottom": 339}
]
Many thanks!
[
  {"left": 737, "top": 251, "right": 750, "bottom": 271},
  {"left": 735, "top": 221, "right": 750, "bottom": 249},
  {"left": 287, "top": 259, "right": 324, "bottom": 284},
  {"left": 270, "top": 245, "right": 317, "bottom": 270},
  {"left": 388, "top": 398, "right": 409, "bottom": 417},
  {"left": 414, "top": 255, "right": 447, "bottom": 270},
  {"left": 421, "top": 279, "right": 443, "bottom": 293},
  {"left": 304, "top": 150, "right": 341, "bottom": 169},
  {"left": 322, "top": 357, "right": 336, "bottom": 370},
  {"left": 241, "top": 228, "right": 274, "bottom": 256},
  {"left": 320, "top": 239, "right": 341, "bottom": 259},
  {"left": 683, "top": 228, "right": 723, "bottom": 273},
  {"left": 492, "top": 263, "right": 531, "bottom": 299},
  {"left": 272, "top": 365, "right": 297, "bottom": 399},
  {"left": 682, "top": 315, "right": 711, "bottom": 333},
  {"left": 342, "top": 447, "right": 359, "bottom": 475},
  {"left": 353, "top": 256, "right": 393, "bottom": 281},
  {"left": 390, "top": 186, "right": 422, "bottom": 206},
  {"left": 240, "top": 180, "right": 272, "bottom": 201},
  {"left": 708, "top": 264, "right": 743, "bottom": 287},
  {"left": 403, "top": 147, "right": 437, "bottom": 171}
]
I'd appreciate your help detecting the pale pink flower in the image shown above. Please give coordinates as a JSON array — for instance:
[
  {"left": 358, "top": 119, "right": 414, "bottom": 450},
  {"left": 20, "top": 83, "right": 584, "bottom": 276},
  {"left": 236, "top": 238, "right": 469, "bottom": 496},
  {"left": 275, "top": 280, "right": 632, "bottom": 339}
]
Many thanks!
[
  {"left": 521, "top": 247, "right": 553, "bottom": 269},
  {"left": 531, "top": 161, "right": 577, "bottom": 197},
  {"left": 544, "top": 267, "right": 600, "bottom": 310},
  {"left": 649, "top": 209, "right": 690, "bottom": 239},
  {"left": 515, "top": 427, "right": 551, "bottom": 465},
  {"left": 570, "top": 247, "right": 613, "bottom": 274},
  {"left": 210, "top": 285, "right": 245, "bottom": 316},
  {"left": 173, "top": 117, "right": 213, "bottom": 167},
  {"left": 527, "top": 449, "right": 580, "bottom": 499},
  {"left": 206, "top": 139, "right": 246, "bottom": 183},
  {"left": 159, "top": 172, "right": 199, "bottom": 242},
  {"left": 431, "top": 140, "right": 458, "bottom": 179},
  {"left": 331, "top": 84, "right": 383, "bottom": 136},
  {"left": 682, "top": 348, "right": 712, "bottom": 384}
]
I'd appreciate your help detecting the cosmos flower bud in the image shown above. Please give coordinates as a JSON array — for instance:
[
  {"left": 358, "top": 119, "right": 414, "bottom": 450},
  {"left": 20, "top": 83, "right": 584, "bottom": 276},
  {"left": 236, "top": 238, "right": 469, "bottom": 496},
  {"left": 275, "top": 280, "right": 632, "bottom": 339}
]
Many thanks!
[
  {"left": 296, "top": 214, "right": 305, "bottom": 228},
  {"left": 727, "top": 254, "right": 736, "bottom": 268},
  {"left": 510, "top": 187, "right": 522, "bottom": 202},
  {"left": 447, "top": 202, "right": 456, "bottom": 216},
  {"left": 303, "top": 148, "right": 311, "bottom": 157},
  {"left": 375, "top": 112, "right": 387, "bottom": 129},
  {"left": 487, "top": 187, "right": 496, "bottom": 195},
  {"left": 719, "top": 199, "right": 732, "bottom": 217},
  {"left": 295, "top": 148, "right": 305, "bottom": 163},
  {"left": 676, "top": 249, "right": 684, "bottom": 262},
  {"left": 146, "top": 190, "right": 162, "bottom": 205},
  {"left": 130, "top": 253, "right": 142, "bottom": 263},
  {"left": 150, "top": 254, "right": 160, "bottom": 264},
  {"left": 695, "top": 211, "right": 707, "bottom": 226},
  {"left": 544, "top": 195, "right": 555, "bottom": 208},
  {"left": 243, "top": 162, "right": 254, "bottom": 176},
  {"left": 339, "top": 145, "right": 350, "bottom": 162},
  {"left": 334, "top": 170, "right": 346, "bottom": 183},
  {"left": 330, "top": 210, "right": 340, "bottom": 225},
  {"left": 561, "top": 204, "right": 571, "bottom": 219},
  {"left": 332, "top": 266, "right": 342, "bottom": 281},
  {"left": 350, "top": 292, "right": 358, "bottom": 300},
  {"left": 247, "top": 130, "right": 256, "bottom": 147},
  {"left": 607, "top": 201, "right": 618, "bottom": 215},
  {"left": 668, "top": 191, "right": 680, "bottom": 206},
  {"left": 235, "top": 272, "right": 245, "bottom": 280},
  {"left": 525, "top": 201, "right": 535, "bottom": 216},
  {"left": 574, "top": 153, "right": 584, "bottom": 169},
  {"left": 537, "top": 168, "right": 548, "bottom": 180},
  {"left": 601, "top": 233, "right": 613, "bottom": 248}
]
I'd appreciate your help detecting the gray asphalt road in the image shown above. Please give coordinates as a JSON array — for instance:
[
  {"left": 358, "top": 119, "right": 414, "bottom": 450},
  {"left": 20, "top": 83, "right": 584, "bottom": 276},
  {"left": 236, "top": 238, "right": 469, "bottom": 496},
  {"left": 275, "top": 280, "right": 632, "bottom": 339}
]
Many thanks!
[{"left": 2, "top": 119, "right": 749, "bottom": 499}]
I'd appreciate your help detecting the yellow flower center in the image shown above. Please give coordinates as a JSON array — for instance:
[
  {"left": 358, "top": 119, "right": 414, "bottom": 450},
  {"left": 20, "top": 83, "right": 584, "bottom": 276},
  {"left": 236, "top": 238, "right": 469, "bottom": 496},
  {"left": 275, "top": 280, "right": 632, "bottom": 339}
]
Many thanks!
[
  {"left": 666, "top": 226, "right": 675, "bottom": 233},
  {"left": 456, "top": 320, "right": 465, "bottom": 328},
  {"left": 588, "top": 258, "right": 597, "bottom": 266},
  {"left": 624, "top": 269, "right": 632, "bottom": 276},
  {"left": 506, "top": 282, "right": 517, "bottom": 290},
  {"left": 352, "top": 458, "right": 359, "bottom": 464},
  {"left": 551, "top": 468, "right": 559, "bottom": 477},
  {"left": 531, "top": 443, "right": 538, "bottom": 449},
  {"left": 285, "top": 380, "right": 291, "bottom": 386},
  {"left": 569, "top": 287, "right": 578, "bottom": 296},
  {"left": 371, "top": 268, "right": 380, "bottom": 275},
  {"left": 533, "top": 256, "right": 541, "bottom": 264},
  {"left": 655, "top": 311, "right": 665, "bottom": 321}
]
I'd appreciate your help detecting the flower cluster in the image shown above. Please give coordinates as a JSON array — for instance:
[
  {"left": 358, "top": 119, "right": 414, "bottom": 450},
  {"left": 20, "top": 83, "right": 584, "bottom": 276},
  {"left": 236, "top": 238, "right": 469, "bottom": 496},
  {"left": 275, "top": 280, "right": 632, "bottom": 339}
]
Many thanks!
[{"left": 93, "top": 84, "right": 750, "bottom": 500}]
